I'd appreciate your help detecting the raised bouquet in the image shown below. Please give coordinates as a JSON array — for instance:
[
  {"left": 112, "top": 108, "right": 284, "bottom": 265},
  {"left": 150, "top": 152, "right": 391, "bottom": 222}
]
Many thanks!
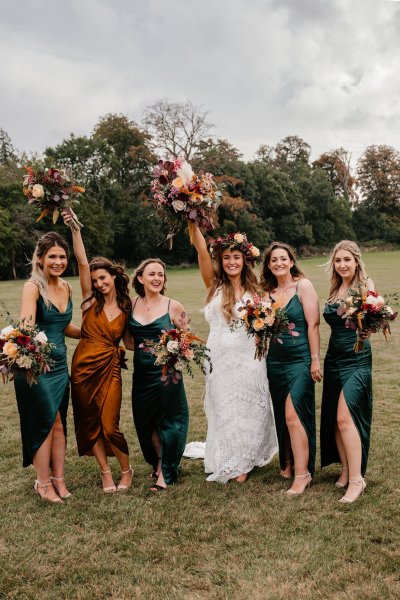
[
  {"left": 337, "top": 288, "right": 398, "bottom": 352},
  {"left": 23, "top": 166, "right": 85, "bottom": 231},
  {"left": 139, "top": 328, "right": 212, "bottom": 385},
  {"left": 235, "top": 294, "right": 298, "bottom": 359},
  {"left": 0, "top": 320, "right": 55, "bottom": 385},
  {"left": 151, "top": 158, "right": 222, "bottom": 248}
]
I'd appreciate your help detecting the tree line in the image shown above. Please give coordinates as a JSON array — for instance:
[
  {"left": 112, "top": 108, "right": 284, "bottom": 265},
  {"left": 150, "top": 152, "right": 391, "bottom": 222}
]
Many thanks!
[{"left": 0, "top": 99, "right": 399, "bottom": 280}]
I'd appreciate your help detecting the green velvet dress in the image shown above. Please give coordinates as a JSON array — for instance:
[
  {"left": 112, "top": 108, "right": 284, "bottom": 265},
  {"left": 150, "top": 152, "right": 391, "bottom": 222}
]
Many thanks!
[
  {"left": 320, "top": 303, "right": 372, "bottom": 476},
  {"left": 128, "top": 303, "right": 189, "bottom": 485},
  {"left": 14, "top": 296, "right": 72, "bottom": 467},
  {"left": 266, "top": 293, "right": 316, "bottom": 474}
]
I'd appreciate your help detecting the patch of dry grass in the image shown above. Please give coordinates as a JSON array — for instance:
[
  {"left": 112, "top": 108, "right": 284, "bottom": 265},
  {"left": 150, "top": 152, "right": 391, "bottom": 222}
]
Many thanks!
[{"left": 0, "top": 252, "right": 399, "bottom": 599}]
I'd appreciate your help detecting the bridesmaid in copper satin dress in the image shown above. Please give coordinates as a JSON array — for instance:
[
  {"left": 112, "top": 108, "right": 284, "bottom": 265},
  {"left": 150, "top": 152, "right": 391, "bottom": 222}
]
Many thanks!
[{"left": 63, "top": 211, "right": 133, "bottom": 493}]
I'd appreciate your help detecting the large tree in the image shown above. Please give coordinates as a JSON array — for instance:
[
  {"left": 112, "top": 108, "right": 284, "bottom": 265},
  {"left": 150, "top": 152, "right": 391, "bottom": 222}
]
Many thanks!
[{"left": 143, "top": 99, "right": 213, "bottom": 161}]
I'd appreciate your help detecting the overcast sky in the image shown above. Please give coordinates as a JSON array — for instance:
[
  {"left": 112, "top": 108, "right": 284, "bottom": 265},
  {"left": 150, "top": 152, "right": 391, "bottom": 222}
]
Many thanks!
[{"left": 1, "top": 0, "right": 399, "bottom": 163}]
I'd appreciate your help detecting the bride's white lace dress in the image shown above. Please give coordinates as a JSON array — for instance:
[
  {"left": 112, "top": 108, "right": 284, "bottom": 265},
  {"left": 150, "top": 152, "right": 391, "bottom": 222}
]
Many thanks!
[{"left": 204, "top": 290, "right": 278, "bottom": 483}]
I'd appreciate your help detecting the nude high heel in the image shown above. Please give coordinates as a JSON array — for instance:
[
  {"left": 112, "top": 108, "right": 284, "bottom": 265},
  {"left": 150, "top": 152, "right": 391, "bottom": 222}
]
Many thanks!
[
  {"left": 34, "top": 480, "right": 63, "bottom": 503},
  {"left": 286, "top": 472, "right": 312, "bottom": 495},
  {"left": 335, "top": 465, "right": 349, "bottom": 489},
  {"left": 117, "top": 466, "right": 134, "bottom": 491},
  {"left": 100, "top": 469, "right": 117, "bottom": 493},
  {"left": 51, "top": 476, "right": 72, "bottom": 499},
  {"left": 339, "top": 478, "right": 366, "bottom": 503}
]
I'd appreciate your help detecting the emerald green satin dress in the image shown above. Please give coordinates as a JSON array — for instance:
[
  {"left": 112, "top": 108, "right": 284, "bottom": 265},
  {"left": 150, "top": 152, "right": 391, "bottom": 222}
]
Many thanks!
[
  {"left": 128, "top": 303, "right": 189, "bottom": 485},
  {"left": 320, "top": 303, "right": 372, "bottom": 476},
  {"left": 266, "top": 293, "right": 316, "bottom": 474},
  {"left": 14, "top": 296, "right": 72, "bottom": 467}
]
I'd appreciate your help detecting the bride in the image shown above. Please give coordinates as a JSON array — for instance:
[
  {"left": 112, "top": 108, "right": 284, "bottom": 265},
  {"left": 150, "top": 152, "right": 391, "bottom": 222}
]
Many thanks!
[{"left": 191, "top": 227, "right": 278, "bottom": 483}]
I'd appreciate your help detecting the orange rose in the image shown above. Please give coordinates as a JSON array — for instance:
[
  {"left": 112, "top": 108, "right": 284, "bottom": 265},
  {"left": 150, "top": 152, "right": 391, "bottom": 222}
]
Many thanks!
[{"left": 3, "top": 341, "right": 18, "bottom": 358}]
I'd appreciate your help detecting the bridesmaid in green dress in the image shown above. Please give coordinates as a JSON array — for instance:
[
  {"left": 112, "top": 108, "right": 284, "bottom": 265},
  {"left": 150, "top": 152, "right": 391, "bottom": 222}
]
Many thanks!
[
  {"left": 261, "top": 242, "right": 322, "bottom": 495},
  {"left": 14, "top": 232, "right": 80, "bottom": 503},
  {"left": 124, "top": 258, "right": 189, "bottom": 491},
  {"left": 320, "top": 240, "right": 373, "bottom": 503}
]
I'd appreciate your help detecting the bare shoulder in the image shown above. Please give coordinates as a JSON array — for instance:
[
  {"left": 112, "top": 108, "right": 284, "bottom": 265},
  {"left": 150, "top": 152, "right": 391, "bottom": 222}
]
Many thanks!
[
  {"left": 297, "top": 278, "right": 315, "bottom": 292},
  {"left": 169, "top": 298, "right": 185, "bottom": 314},
  {"left": 23, "top": 281, "right": 39, "bottom": 298},
  {"left": 60, "top": 278, "right": 72, "bottom": 296}
]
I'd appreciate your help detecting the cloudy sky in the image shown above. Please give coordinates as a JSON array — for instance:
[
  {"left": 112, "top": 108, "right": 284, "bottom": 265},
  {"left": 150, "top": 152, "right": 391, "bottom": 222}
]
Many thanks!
[{"left": 1, "top": 0, "right": 399, "bottom": 162}]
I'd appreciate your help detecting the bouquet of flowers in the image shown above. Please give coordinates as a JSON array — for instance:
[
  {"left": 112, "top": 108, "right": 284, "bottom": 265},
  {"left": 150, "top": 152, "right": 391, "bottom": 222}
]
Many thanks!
[
  {"left": 235, "top": 294, "right": 299, "bottom": 359},
  {"left": 151, "top": 158, "right": 222, "bottom": 248},
  {"left": 337, "top": 288, "right": 398, "bottom": 352},
  {"left": 139, "top": 328, "right": 212, "bottom": 385},
  {"left": 0, "top": 320, "right": 55, "bottom": 385},
  {"left": 23, "top": 166, "right": 85, "bottom": 231}
]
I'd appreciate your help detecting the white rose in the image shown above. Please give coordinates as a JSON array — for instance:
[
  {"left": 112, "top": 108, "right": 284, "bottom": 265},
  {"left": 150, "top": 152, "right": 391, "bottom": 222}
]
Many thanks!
[
  {"left": 167, "top": 340, "right": 179, "bottom": 352},
  {"left": 250, "top": 246, "right": 260, "bottom": 258},
  {"left": 176, "top": 161, "right": 194, "bottom": 184},
  {"left": 174, "top": 361, "right": 184, "bottom": 371},
  {"left": 365, "top": 295, "right": 377, "bottom": 305},
  {"left": 34, "top": 331, "right": 48, "bottom": 344},
  {"left": 1, "top": 325, "right": 15, "bottom": 338},
  {"left": 172, "top": 200, "right": 186, "bottom": 212},
  {"left": 233, "top": 233, "right": 244, "bottom": 243},
  {"left": 31, "top": 184, "right": 45, "bottom": 199},
  {"left": 16, "top": 355, "right": 33, "bottom": 369}
]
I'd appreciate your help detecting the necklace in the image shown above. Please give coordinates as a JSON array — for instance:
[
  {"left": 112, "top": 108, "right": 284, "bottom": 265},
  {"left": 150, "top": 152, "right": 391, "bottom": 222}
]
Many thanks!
[
  {"left": 104, "top": 303, "right": 119, "bottom": 320},
  {"left": 142, "top": 296, "right": 162, "bottom": 312}
]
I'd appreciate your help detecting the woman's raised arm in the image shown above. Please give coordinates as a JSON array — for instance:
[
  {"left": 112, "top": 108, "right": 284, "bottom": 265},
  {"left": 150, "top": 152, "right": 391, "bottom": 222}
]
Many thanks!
[
  {"left": 62, "top": 210, "right": 91, "bottom": 302},
  {"left": 191, "top": 226, "right": 215, "bottom": 290}
]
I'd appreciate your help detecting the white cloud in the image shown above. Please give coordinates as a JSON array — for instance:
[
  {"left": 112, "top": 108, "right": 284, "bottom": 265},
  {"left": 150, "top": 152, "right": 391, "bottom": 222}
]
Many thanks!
[{"left": 1, "top": 0, "right": 399, "bottom": 162}]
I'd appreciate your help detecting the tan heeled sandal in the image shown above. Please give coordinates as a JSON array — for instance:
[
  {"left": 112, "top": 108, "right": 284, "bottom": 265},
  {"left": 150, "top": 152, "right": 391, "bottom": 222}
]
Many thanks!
[
  {"left": 100, "top": 469, "right": 117, "bottom": 493},
  {"left": 117, "top": 466, "right": 134, "bottom": 492},
  {"left": 335, "top": 465, "right": 349, "bottom": 489},
  {"left": 339, "top": 478, "right": 366, "bottom": 503},
  {"left": 286, "top": 472, "right": 312, "bottom": 496},
  {"left": 34, "top": 480, "right": 63, "bottom": 503},
  {"left": 51, "top": 476, "right": 72, "bottom": 499}
]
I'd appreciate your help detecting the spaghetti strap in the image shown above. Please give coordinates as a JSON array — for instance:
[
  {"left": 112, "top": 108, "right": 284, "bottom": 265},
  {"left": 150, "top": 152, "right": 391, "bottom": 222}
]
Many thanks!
[{"left": 132, "top": 297, "right": 139, "bottom": 312}]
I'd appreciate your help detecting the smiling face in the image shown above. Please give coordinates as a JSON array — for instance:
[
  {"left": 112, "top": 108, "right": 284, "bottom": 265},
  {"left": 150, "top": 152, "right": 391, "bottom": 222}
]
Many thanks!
[
  {"left": 41, "top": 245, "right": 68, "bottom": 278},
  {"left": 221, "top": 250, "right": 244, "bottom": 278},
  {"left": 268, "top": 248, "right": 294, "bottom": 278},
  {"left": 91, "top": 268, "right": 116, "bottom": 296},
  {"left": 333, "top": 249, "right": 357, "bottom": 282},
  {"left": 138, "top": 262, "right": 165, "bottom": 295}
]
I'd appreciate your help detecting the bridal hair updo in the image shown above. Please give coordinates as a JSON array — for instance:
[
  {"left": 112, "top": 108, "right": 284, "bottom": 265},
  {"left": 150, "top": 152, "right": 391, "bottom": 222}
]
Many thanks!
[
  {"left": 29, "top": 231, "right": 70, "bottom": 309},
  {"left": 326, "top": 240, "right": 369, "bottom": 302},
  {"left": 87, "top": 256, "right": 132, "bottom": 315},
  {"left": 132, "top": 258, "right": 167, "bottom": 298},
  {"left": 260, "top": 241, "right": 306, "bottom": 293}
]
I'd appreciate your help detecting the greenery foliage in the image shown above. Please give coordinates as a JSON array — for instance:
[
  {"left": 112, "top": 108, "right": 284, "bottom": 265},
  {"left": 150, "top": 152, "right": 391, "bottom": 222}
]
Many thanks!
[{"left": 0, "top": 104, "right": 399, "bottom": 280}]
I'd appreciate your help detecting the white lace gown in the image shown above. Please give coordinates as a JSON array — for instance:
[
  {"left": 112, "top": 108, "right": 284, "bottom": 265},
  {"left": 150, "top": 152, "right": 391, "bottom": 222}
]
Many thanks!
[{"left": 204, "top": 290, "right": 278, "bottom": 483}]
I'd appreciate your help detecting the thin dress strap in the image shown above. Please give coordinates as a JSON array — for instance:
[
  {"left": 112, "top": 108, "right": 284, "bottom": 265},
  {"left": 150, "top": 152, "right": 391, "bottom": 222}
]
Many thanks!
[{"left": 132, "top": 297, "right": 139, "bottom": 313}]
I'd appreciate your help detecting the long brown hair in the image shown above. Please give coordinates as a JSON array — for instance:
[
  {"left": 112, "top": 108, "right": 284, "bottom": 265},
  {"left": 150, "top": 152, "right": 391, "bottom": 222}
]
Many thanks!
[
  {"left": 132, "top": 258, "right": 167, "bottom": 298},
  {"left": 206, "top": 249, "right": 260, "bottom": 322},
  {"left": 83, "top": 256, "right": 132, "bottom": 315},
  {"left": 326, "top": 240, "right": 369, "bottom": 301},
  {"left": 260, "top": 241, "right": 306, "bottom": 293},
  {"left": 29, "top": 232, "right": 70, "bottom": 309}
]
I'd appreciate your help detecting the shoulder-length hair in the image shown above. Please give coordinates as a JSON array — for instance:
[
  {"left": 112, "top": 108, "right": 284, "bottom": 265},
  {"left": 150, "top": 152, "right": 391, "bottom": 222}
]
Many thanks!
[
  {"left": 206, "top": 248, "right": 260, "bottom": 322},
  {"left": 29, "top": 231, "right": 70, "bottom": 309},
  {"left": 84, "top": 256, "right": 132, "bottom": 315},
  {"left": 132, "top": 258, "right": 167, "bottom": 298},
  {"left": 260, "top": 241, "right": 306, "bottom": 293},
  {"left": 326, "top": 240, "right": 369, "bottom": 302}
]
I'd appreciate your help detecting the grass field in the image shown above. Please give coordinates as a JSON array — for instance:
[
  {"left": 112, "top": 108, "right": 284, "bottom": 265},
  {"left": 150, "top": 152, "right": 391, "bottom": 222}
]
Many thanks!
[{"left": 0, "top": 252, "right": 399, "bottom": 600}]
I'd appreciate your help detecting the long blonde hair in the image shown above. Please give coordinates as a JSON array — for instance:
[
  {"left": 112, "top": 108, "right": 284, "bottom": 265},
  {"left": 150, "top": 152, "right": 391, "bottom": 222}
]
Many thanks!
[
  {"left": 29, "top": 232, "right": 70, "bottom": 309},
  {"left": 326, "top": 240, "right": 369, "bottom": 301},
  {"left": 206, "top": 250, "right": 260, "bottom": 322}
]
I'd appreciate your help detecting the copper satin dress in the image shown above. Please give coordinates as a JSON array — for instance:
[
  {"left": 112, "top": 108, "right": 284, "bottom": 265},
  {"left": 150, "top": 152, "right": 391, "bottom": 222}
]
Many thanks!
[{"left": 71, "top": 302, "right": 129, "bottom": 457}]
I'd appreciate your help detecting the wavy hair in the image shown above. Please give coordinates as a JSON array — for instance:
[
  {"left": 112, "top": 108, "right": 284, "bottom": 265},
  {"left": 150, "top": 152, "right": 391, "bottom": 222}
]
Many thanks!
[
  {"left": 29, "top": 232, "right": 70, "bottom": 309},
  {"left": 84, "top": 256, "right": 132, "bottom": 315},
  {"left": 260, "top": 241, "right": 306, "bottom": 293},
  {"left": 132, "top": 258, "right": 167, "bottom": 298},
  {"left": 206, "top": 248, "right": 260, "bottom": 322},
  {"left": 326, "top": 240, "right": 369, "bottom": 302}
]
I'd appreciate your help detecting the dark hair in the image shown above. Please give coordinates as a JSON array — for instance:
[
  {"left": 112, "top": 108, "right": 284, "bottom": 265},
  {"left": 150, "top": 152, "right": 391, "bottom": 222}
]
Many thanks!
[
  {"left": 260, "top": 241, "right": 306, "bottom": 293},
  {"left": 83, "top": 256, "right": 132, "bottom": 315},
  {"left": 132, "top": 258, "right": 167, "bottom": 298},
  {"left": 30, "top": 232, "right": 70, "bottom": 308}
]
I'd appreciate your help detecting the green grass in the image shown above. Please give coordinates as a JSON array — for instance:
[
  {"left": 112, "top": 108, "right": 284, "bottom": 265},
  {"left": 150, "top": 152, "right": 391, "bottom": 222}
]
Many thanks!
[{"left": 0, "top": 252, "right": 399, "bottom": 599}]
